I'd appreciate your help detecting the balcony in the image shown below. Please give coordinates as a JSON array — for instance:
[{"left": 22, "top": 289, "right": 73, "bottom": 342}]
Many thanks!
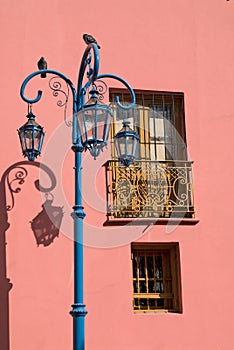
[{"left": 105, "top": 160, "right": 196, "bottom": 224}]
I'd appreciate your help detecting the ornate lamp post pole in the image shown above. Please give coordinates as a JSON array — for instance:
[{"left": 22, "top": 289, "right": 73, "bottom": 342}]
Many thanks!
[{"left": 18, "top": 38, "right": 139, "bottom": 350}]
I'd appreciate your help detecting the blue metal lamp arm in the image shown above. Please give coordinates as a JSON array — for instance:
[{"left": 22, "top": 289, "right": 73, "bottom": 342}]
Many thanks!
[
  {"left": 20, "top": 70, "right": 78, "bottom": 113},
  {"left": 97, "top": 73, "right": 136, "bottom": 109},
  {"left": 20, "top": 69, "right": 82, "bottom": 146},
  {"left": 77, "top": 43, "right": 100, "bottom": 109}
]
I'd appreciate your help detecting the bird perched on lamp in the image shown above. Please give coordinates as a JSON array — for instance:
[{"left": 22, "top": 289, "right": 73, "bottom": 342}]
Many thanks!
[
  {"left": 37, "top": 57, "right": 47, "bottom": 78},
  {"left": 83, "top": 34, "right": 101, "bottom": 49}
]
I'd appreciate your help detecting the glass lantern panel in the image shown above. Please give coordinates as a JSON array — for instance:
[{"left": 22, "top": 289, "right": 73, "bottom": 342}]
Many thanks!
[
  {"left": 34, "top": 129, "right": 43, "bottom": 150},
  {"left": 95, "top": 108, "right": 112, "bottom": 144},
  {"left": 119, "top": 135, "right": 135, "bottom": 157},
  {"left": 116, "top": 137, "right": 126, "bottom": 157},
  {"left": 77, "top": 110, "right": 88, "bottom": 145},
  {"left": 84, "top": 108, "right": 97, "bottom": 144},
  {"left": 24, "top": 129, "right": 33, "bottom": 149},
  {"left": 19, "top": 130, "right": 27, "bottom": 151},
  {"left": 132, "top": 137, "right": 139, "bottom": 158},
  {"left": 77, "top": 106, "right": 112, "bottom": 148}
]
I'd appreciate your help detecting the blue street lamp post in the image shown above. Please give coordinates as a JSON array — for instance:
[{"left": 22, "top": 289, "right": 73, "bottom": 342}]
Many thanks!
[{"left": 18, "top": 41, "right": 139, "bottom": 350}]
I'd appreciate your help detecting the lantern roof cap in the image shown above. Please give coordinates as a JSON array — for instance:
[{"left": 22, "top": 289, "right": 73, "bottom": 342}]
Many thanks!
[{"left": 115, "top": 119, "right": 140, "bottom": 139}]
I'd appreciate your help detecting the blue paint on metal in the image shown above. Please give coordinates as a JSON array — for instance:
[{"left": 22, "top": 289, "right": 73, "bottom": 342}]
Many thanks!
[
  {"left": 77, "top": 44, "right": 100, "bottom": 110},
  {"left": 20, "top": 69, "right": 78, "bottom": 111},
  {"left": 70, "top": 150, "right": 87, "bottom": 350},
  {"left": 19, "top": 41, "right": 136, "bottom": 350},
  {"left": 97, "top": 73, "right": 136, "bottom": 109}
]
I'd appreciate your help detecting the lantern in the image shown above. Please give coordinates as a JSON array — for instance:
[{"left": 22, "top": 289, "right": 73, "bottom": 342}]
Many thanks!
[
  {"left": 76, "top": 87, "right": 113, "bottom": 159},
  {"left": 18, "top": 111, "right": 44, "bottom": 161},
  {"left": 114, "top": 120, "right": 139, "bottom": 166}
]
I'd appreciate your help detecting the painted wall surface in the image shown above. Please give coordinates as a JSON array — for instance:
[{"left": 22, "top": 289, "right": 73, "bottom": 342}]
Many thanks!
[{"left": 1, "top": 0, "right": 234, "bottom": 349}]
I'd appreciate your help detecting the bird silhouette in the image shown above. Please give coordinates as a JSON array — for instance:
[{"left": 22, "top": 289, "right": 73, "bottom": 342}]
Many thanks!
[
  {"left": 37, "top": 57, "right": 47, "bottom": 78},
  {"left": 83, "top": 34, "right": 101, "bottom": 49}
]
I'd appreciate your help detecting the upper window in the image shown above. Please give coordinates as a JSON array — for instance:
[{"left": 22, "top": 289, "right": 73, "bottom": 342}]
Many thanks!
[
  {"left": 131, "top": 242, "right": 182, "bottom": 313},
  {"left": 110, "top": 89, "right": 187, "bottom": 161},
  {"left": 106, "top": 89, "right": 195, "bottom": 219}
]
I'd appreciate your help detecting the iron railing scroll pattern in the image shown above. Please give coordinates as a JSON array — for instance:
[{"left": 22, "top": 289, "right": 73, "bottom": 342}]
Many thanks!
[{"left": 106, "top": 160, "right": 195, "bottom": 219}]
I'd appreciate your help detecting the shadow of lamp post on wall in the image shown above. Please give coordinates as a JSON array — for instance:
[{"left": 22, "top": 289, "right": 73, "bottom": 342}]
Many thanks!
[
  {"left": 18, "top": 35, "right": 139, "bottom": 350},
  {"left": 0, "top": 161, "right": 57, "bottom": 350}
]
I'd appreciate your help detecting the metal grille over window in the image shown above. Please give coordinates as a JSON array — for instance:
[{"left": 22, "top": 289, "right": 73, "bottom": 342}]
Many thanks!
[
  {"left": 131, "top": 243, "right": 182, "bottom": 313},
  {"left": 107, "top": 89, "right": 195, "bottom": 219}
]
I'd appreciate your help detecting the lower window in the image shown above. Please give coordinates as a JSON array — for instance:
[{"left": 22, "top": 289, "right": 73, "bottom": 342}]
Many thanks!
[{"left": 131, "top": 242, "right": 182, "bottom": 313}]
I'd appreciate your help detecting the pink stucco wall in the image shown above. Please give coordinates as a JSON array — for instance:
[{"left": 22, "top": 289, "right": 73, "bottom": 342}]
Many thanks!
[{"left": 1, "top": 0, "right": 234, "bottom": 349}]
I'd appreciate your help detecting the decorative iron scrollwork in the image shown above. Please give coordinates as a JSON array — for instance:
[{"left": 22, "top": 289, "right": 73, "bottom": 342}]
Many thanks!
[
  {"left": 93, "top": 80, "right": 108, "bottom": 101},
  {"left": 107, "top": 160, "right": 195, "bottom": 218},
  {"left": 49, "top": 77, "right": 71, "bottom": 126}
]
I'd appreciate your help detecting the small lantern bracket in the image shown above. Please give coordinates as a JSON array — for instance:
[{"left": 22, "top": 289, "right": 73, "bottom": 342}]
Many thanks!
[
  {"left": 26, "top": 104, "right": 36, "bottom": 122},
  {"left": 86, "top": 84, "right": 99, "bottom": 104},
  {"left": 28, "top": 103, "right": 32, "bottom": 114}
]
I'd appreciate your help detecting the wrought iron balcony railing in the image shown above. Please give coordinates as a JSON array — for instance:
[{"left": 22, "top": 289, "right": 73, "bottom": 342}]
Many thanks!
[{"left": 106, "top": 160, "right": 195, "bottom": 219}]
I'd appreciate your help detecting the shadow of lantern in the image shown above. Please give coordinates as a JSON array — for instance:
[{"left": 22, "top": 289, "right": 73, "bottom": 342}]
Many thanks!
[{"left": 30, "top": 196, "right": 64, "bottom": 247}]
